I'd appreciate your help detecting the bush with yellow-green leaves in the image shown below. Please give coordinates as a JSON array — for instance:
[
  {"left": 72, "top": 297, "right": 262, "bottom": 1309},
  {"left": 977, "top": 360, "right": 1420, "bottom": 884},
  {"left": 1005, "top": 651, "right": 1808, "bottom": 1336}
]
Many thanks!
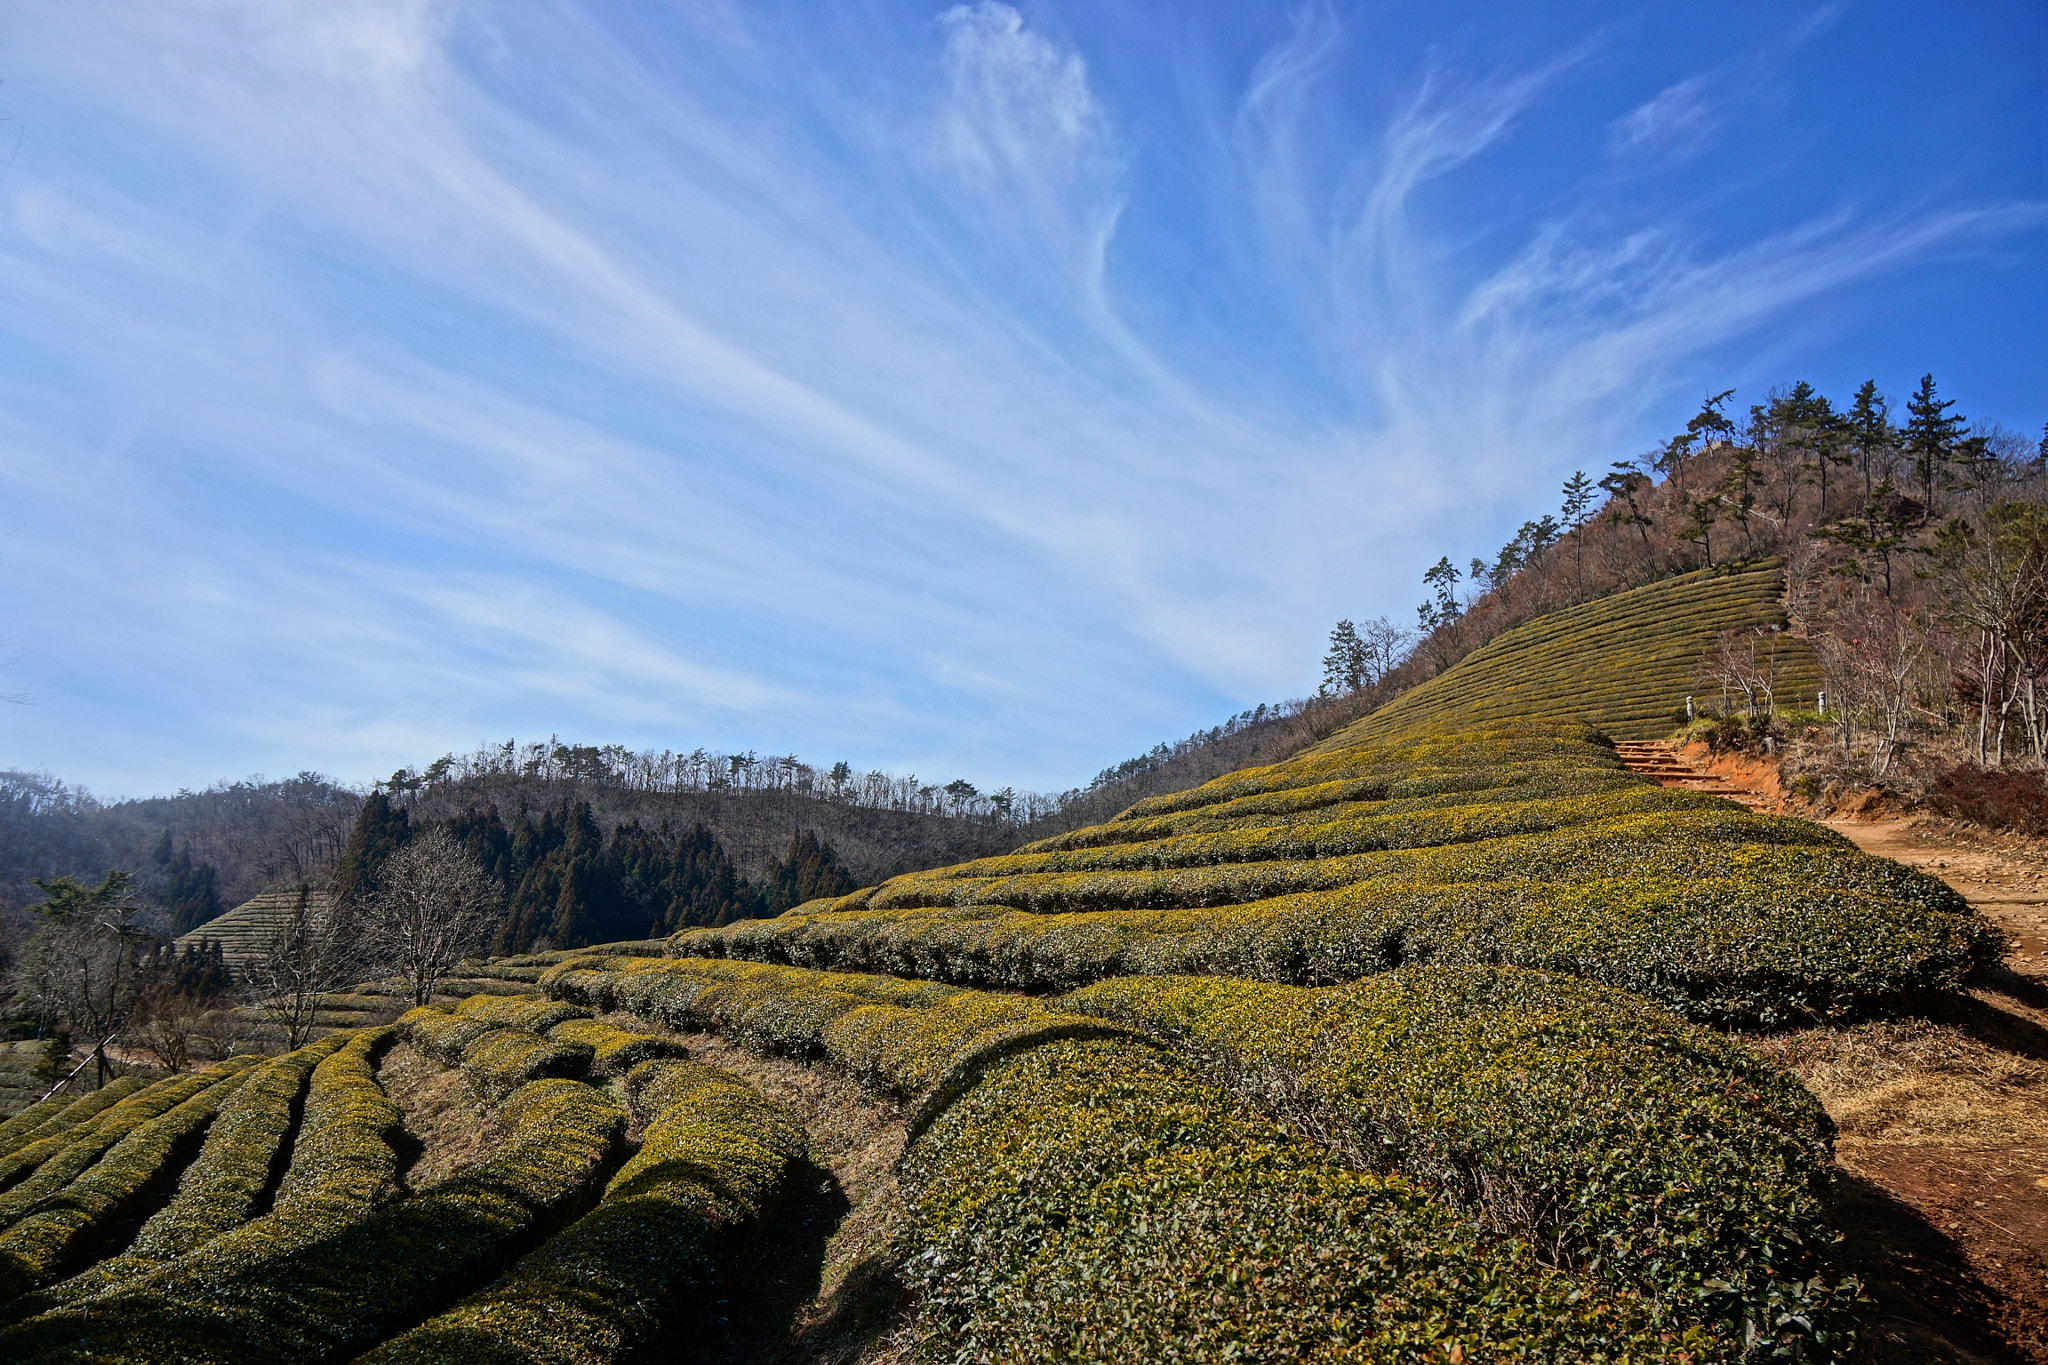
[
  {"left": 10, "top": 1036, "right": 355, "bottom": 1316},
  {"left": 358, "top": 1061, "right": 804, "bottom": 1365},
  {"left": 672, "top": 722, "right": 1997, "bottom": 1024},
  {"left": 0, "top": 1067, "right": 255, "bottom": 1234},
  {"left": 899, "top": 1033, "right": 1697, "bottom": 1363},
  {"left": 0, "top": 1078, "right": 625, "bottom": 1365},
  {"left": 545, "top": 1018, "right": 690, "bottom": 1078},
  {"left": 0, "top": 1058, "right": 263, "bottom": 1302},
  {"left": 270, "top": 1027, "right": 403, "bottom": 1213},
  {"left": 401, "top": 1000, "right": 595, "bottom": 1094},
  {"left": 1064, "top": 967, "right": 1853, "bottom": 1356},
  {"left": 0, "top": 1079, "right": 147, "bottom": 1166},
  {"left": 547, "top": 955, "right": 1120, "bottom": 1099}
]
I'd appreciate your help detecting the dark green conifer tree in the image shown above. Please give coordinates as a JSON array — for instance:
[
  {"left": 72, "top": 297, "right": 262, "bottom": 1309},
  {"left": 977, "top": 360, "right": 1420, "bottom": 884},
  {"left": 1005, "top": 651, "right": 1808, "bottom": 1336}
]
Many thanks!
[
  {"left": 331, "top": 791, "right": 411, "bottom": 914},
  {"left": 761, "top": 831, "right": 857, "bottom": 916}
]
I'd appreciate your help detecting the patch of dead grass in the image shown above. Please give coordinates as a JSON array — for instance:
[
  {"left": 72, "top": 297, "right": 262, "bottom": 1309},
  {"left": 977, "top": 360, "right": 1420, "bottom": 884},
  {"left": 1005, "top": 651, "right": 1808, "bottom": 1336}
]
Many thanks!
[
  {"left": 1751, "top": 1020, "right": 2048, "bottom": 1145},
  {"left": 375, "top": 1039, "right": 504, "bottom": 1190}
]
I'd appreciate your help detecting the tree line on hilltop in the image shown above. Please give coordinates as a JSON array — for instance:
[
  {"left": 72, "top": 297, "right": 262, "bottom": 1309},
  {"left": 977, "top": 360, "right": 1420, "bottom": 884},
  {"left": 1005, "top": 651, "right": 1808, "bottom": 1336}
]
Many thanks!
[{"left": 1320, "top": 373, "right": 2048, "bottom": 804}]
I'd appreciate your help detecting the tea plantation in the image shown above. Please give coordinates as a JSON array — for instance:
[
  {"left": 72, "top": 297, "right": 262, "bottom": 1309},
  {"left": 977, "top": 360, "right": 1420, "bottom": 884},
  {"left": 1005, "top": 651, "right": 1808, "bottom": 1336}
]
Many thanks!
[
  {"left": 0, "top": 710, "right": 2003, "bottom": 1360},
  {"left": 1347, "top": 563, "right": 1821, "bottom": 742}
]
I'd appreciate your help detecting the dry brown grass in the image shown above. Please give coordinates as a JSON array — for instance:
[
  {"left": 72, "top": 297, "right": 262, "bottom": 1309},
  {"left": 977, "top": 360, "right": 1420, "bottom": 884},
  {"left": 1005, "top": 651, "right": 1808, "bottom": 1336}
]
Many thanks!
[
  {"left": 375, "top": 1039, "right": 504, "bottom": 1190},
  {"left": 1750, "top": 1019, "right": 2048, "bottom": 1146}
]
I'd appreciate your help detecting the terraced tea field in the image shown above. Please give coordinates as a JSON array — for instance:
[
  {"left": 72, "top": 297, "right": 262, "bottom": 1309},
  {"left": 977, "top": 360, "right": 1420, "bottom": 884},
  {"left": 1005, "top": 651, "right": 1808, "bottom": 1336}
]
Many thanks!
[
  {"left": 172, "top": 888, "right": 335, "bottom": 970},
  {"left": 0, "top": 717, "right": 2002, "bottom": 1363},
  {"left": 1350, "top": 563, "right": 1822, "bottom": 742}
]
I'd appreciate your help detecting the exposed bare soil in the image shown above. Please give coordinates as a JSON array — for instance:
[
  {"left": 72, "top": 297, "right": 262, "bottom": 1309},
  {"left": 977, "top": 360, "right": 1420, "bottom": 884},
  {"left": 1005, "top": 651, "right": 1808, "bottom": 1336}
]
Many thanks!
[{"left": 1623, "top": 742, "right": 2048, "bottom": 1362}]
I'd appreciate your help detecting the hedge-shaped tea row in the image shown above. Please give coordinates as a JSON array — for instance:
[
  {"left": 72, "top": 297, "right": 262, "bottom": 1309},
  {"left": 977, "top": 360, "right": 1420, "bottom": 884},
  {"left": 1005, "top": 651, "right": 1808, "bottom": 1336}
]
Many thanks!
[
  {"left": 1338, "top": 566, "right": 1820, "bottom": 745},
  {"left": 0, "top": 1069, "right": 250, "bottom": 1230},
  {"left": 1, "top": 1079, "right": 625, "bottom": 1364},
  {"left": 970, "top": 763, "right": 1639, "bottom": 862},
  {"left": 849, "top": 811, "right": 1950, "bottom": 918},
  {"left": 545, "top": 1018, "right": 690, "bottom": 1078},
  {"left": 546, "top": 955, "right": 1100, "bottom": 1098},
  {"left": 14, "top": 1036, "right": 355, "bottom": 1316},
  {"left": 359, "top": 1061, "right": 803, "bottom": 1364},
  {"left": 272, "top": 1028, "right": 403, "bottom": 1214},
  {"left": 548, "top": 958, "right": 1691, "bottom": 1359},
  {"left": 898, "top": 1034, "right": 1691, "bottom": 1362},
  {"left": 672, "top": 857, "right": 1997, "bottom": 1024},
  {"left": 0, "top": 1058, "right": 263, "bottom": 1302},
  {"left": 1064, "top": 968, "right": 1852, "bottom": 1355},
  {"left": 0, "top": 1080, "right": 147, "bottom": 1165},
  {"left": 399, "top": 1003, "right": 595, "bottom": 1094}
]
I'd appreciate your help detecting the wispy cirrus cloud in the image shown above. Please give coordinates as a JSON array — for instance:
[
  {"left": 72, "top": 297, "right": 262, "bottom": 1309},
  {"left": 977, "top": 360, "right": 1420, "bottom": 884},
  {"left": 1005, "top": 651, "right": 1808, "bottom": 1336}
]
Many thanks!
[{"left": 0, "top": 0, "right": 2039, "bottom": 796}]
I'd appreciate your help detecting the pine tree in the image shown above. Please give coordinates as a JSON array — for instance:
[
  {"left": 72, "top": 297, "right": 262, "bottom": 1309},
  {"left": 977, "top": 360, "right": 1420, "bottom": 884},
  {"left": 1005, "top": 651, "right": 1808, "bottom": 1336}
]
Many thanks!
[
  {"left": 1318, "top": 620, "right": 1366, "bottom": 696},
  {"left": 331, "top": 791, "right": 411, "bottom": 915},
  {"left": 1844, "top": 380, "right": 1892, "bottom": 500},
  {"left": 1904, "top": 373, "right": 1967, "bottom": 514},
  {"left": 1561, "top": 470, "right": 1595, "bottom": 600},
  {"left": 761, "top": 831, "right": 857, "bottom": 916}
]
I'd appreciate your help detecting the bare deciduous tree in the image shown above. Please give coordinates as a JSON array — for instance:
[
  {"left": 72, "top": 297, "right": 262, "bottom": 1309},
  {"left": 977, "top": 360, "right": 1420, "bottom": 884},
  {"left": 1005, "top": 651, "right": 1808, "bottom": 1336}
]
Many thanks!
[
  {"left": 11, "top": 871, "right": 152, "bottom": 1087},
  {"left": 242, "top": 885, "right": 356, "bottom": 1051},
  {"left": 365, "top": 828, "right": 500, "bottom": 1007}
]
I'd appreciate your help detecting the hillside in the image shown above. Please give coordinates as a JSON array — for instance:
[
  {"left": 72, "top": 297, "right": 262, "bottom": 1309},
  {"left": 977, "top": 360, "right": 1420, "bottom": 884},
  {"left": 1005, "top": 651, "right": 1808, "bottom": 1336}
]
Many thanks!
[
  {"left": 1342, "top": 563, "right": 1820, "bottom": 744},
  {"left": 170, "top": 889, "right": 331, "bottom": 969}
]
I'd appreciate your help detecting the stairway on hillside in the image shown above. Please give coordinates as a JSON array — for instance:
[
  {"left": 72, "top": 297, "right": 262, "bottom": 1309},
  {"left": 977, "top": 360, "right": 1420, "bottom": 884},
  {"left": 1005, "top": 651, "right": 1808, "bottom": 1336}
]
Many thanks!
[{"left": 1611, "top": 741, "right": 1766, "bottom": 810}]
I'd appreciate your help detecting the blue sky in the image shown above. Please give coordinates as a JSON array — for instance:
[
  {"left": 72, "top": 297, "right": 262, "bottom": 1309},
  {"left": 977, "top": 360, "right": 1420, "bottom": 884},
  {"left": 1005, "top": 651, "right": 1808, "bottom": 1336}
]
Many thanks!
[{"left": 1, "top": 0, "right": 2042, "bottom": 798}]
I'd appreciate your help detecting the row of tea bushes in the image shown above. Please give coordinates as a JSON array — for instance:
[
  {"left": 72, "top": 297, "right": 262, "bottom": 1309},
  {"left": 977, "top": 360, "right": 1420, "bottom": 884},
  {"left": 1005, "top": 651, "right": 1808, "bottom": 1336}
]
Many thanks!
[
  {"left": 0, "top": 1069, "right": 248, "bottom": 1229},
  {"left": 359, "top": 1061, "right": 804, "bottom": 1364},
  {"left": 0, "top": 1059, "right": 263, "bottom": 1303},
  {"left": 545, "top": 1018, "right": 691, "bottom": 1078},
  {"left": 671, "top": 867, "right": 1996, "bottom": 1025},
  {"left": 400, "top": 999, "right": 596, "bottom": 1095},
  {"left": 14, "top": 1036, "right": 355, "bottom": 1315},
  {"left": 853, "top": 811, "right": 1950, "bottom": 918},
  {"left": 1064, "top": 968, "right": 1852, "bottom": 1356},
  {"left": 1, "top": 1078, "right": 626, "bottom": 1364},
  {"left": 0, "top": 1079, "right": 147, "bottom": 1166},
  {"left": 900, "top": 1034, "right": 1693, "bottom": 1363},
  {"left": 546, "top": 956, "right": 1701, "bottom": 1360},
  {"left": 544, "top": 955, "right": 1116, "bottom": 1099},
  {"left": 271, "top": 1029, "right": 403, "bottom": 1214}
]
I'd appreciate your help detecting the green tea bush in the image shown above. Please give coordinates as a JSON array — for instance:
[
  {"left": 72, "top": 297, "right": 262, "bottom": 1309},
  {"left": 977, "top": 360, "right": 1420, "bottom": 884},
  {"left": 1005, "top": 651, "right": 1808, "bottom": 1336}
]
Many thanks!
[
  {"left": 0, "top": 1070, "right": 249, "bottom": 1231},
  {"left": 13, "top": 1037, "right": 355, "bottom": 1314},
  {"left": 898, "top": 1035, "right": 1694, "bottom": 1363},
  {"left": 671, "top": 721, "right": 1996, "bottom": 1024},
  {"left": 401, "top": 1004, "right": 594, "bottom": 1094},
  {"left": 0, "top": 1079, "right": 626, "bottom": 1365},
  {"left": 358, "top": 1063, "right": 803, "bottom": 1365},
  {"left": 549, "top": 956, "right": 1111, "bottom": 1098},
  {"left": 1064, "top": 967, "right": 1853, "bottom": 1355},
  {"left": 0, "top": 1058, "right": 263, "bottom": 1302},
  {"left": 453, "top": 993, "right": 591, "bottom": 1032},
  {"left": 545, "top": 1018, "right": 689, "bottom": 1078},
  {"left": 0, "top": 1080, "right": 147, "bottom": 1165},
  {"left": 272, "top": 1028, "right": 403, "bottom": 1214}
]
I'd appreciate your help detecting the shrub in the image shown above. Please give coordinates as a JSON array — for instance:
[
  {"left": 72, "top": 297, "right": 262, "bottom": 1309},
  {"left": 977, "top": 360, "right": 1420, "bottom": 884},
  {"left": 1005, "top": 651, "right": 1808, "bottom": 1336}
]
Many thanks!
[
  {"left": 897, "top": 1035, "right": 1694, "bottom": 1363},
  {"left": 1064, "top": 967, "right": 1853, "bottom": 1355},
  {"left": 545, "top": 1018, "right": 689, "bottom": 1078},
  {"left": 12, "top": 1036, "right": 356, "bottom": 1314},
  {"left": 0, "top": 1058, "right": 264, "bottom": 1302},
  {"left": 0, "top": 1080, "right": 625, "bottom": 1364},
  {"left": 1927, "top": 762, "right": 2048, "bottom": 835},
  {"left": 357, "top": 1063, "right": 803, "bottom": 1365},
  {"left": 549, "top": 956, "right": 1109, "bottom": 1099},
  {"left": 0, "top": 1070, "right": 251, "bottom": 1232},
  {"left": 271, "top": 1028, "right": 403, "bottom": 1214},
  {"left": 401, "top": 1004, "right": 593, "bottom": 1095},
  {"left": 0, "top": 1080, "right": 147, "bottom": 1165},
  {"left": 453, "top": 993, "right": 590, "bottom": 1033}
]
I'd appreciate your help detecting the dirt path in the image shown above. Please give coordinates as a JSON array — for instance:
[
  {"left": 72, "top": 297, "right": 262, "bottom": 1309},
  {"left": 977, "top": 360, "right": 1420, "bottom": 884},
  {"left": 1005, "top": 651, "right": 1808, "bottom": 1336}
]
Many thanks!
[{"left": 1619, "top": 741, "right": 2048, "bottom": 1362}]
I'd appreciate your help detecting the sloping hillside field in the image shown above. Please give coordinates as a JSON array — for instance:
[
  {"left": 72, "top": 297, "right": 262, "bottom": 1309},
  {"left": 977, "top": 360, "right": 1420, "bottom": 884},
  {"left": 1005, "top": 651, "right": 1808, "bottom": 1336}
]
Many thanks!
[
  {"left": 0, "top": 722, "right": 2004, "bottom": 1362},
  {"left": 1350, "top": 564, "right": 1822, "bottom": 742}
]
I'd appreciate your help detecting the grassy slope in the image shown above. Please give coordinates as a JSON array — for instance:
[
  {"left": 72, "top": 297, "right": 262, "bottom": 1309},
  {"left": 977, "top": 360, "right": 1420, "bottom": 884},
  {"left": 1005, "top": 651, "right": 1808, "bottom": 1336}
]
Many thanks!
[{"left": 1337, "top": 563, "right": 1820, "bottom": 745}]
